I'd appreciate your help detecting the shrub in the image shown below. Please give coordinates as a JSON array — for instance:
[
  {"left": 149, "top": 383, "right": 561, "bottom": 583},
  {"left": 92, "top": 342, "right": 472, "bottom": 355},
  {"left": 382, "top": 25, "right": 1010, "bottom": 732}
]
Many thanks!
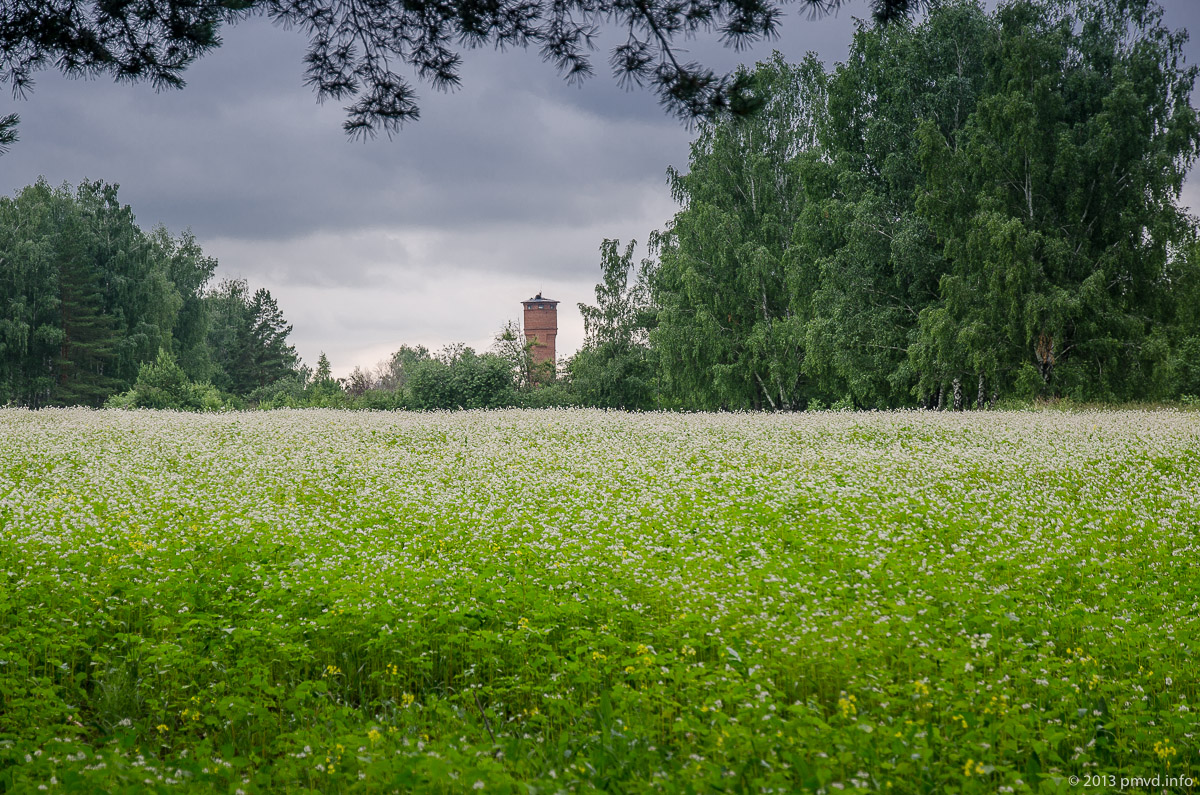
[{"left": 107, "top": 349, "right": 227, "bottom": 410}]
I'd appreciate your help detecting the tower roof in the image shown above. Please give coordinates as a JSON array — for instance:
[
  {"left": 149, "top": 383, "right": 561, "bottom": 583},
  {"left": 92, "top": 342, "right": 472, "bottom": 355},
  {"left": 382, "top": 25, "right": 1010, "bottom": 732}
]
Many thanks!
[{"left": 525, "top": 292, "right": 559, "bottom": 304}]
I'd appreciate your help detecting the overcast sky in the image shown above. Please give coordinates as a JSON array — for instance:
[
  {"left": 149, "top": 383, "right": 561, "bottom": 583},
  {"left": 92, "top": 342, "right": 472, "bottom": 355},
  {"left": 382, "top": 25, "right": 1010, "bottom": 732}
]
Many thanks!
[{"left": 3, "top": 0, "right": 1200, "bottom": 377}]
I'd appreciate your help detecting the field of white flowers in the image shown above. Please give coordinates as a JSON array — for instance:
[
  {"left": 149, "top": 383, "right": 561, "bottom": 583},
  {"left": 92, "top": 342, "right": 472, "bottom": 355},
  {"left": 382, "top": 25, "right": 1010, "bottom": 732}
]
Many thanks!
[{"left": 1, "top": 408, "right": 1197, "bottom": 793}]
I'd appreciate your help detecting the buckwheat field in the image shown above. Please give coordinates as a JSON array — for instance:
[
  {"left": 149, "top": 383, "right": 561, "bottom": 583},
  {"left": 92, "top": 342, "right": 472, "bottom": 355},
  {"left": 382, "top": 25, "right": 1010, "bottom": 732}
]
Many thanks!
[{"left": 1, "top": 408, "right": 1197, "bottom": 793}]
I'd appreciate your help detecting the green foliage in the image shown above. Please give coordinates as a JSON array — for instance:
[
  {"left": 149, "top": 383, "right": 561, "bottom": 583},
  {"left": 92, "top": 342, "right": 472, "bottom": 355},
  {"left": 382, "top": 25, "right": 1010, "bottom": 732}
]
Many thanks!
[
  {"left": 910, "top": 0, "right": 1200, "bottom": 403},
  {"left": 107, "top": 348, "right": 227, "bottom": 410},
  {"left": 1175, "top": 336, "right": 1200, "bottom": 397},
  {"left": 408, "top": 345, "right": 515, "bottom": 410},
  {"left": 570, "top": 240, "right": 657, "bottom": 409},
  {"left": 0, "top": 112, "right": 17, "bottom": 154},
  {"left": 641, "top": 0, "right": 1200, "bottom": 409},
  {"left": 492, "top": 321, "right": 537, "bottom": 389},
  {"left": 0, "top": 180, "right": 301, "bottom": 408},
  {"left": 149, "top": 226, "right": 219, "bottom": 382},
  {"left": 795, "top": 2, "right": 994, "bottom": 408},
  {"left": 510, "top": 379, "right": 580, "bottom": 408},
  {"left": 290, "top": 351, "right": 345, "bottom": 407},
  {"left": 205, "top": 279, "right": 299, "bottom": 395},
  {"left": 0, "top": 179, "right": 176, "bottom": 406},
  {"left": 3, "top": 408, "right": 1197, "bottom": 790},
  {"left": 229, "top": 341, "right": 574, "bottom": 412},
  {"left": 247, "top": 373, "right": 310, "bottom": 409},
  {"left": 651, "top": 53, "right": 826, "bottom": 410}
]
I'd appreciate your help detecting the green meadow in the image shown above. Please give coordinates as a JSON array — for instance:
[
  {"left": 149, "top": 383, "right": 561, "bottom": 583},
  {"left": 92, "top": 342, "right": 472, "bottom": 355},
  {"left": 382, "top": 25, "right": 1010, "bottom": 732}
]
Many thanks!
[{"left": 1, "top": 408, "right": 1197, "bottom": 793}]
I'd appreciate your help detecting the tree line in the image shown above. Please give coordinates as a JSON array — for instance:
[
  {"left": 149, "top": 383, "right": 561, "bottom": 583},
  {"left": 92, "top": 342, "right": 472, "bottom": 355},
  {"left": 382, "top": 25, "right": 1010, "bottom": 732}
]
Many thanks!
[
  {"left": 248, "top": 333, "right": 573, "bottom": 411},
  {"left": 5, "top": 0, "right": 1199, "bottom": 413},
  {"left": 570, "top": 0, "right": 1200, "bottom": 410},
  {"left": 0, "top": 179, "right": 574, "bottom": 410},
  {"left": 0, "top": 180, "right": 298, "bottom": 408}
]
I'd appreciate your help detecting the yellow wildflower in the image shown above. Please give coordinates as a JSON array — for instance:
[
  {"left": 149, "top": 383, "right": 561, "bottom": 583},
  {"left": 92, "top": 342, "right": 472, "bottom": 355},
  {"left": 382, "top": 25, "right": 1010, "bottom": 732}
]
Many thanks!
[{"left": 1154, "top": 739, "right": 1177, "bottom": 765}]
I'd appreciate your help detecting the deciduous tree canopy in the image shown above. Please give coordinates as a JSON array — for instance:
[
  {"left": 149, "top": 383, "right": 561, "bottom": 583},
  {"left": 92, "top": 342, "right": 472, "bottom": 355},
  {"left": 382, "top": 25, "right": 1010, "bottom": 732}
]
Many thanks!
[{"left": 626, "top": 0, "right": 1200, "bottom": 409}]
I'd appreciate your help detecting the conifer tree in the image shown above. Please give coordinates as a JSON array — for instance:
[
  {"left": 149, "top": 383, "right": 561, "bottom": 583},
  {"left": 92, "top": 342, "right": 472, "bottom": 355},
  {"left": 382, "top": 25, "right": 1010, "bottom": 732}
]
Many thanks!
[
  {"left": 247, "top": 288, "right": 298, "bottom": 389},
  {"left": 0, "top": 181, "right": 301, "bottom": 406}
]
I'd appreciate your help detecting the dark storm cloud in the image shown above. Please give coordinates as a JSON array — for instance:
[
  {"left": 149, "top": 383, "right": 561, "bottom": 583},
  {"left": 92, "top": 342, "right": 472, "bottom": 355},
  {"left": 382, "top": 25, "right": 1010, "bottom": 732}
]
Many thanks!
[
  {"left": 2, "top": 4, "right": 865, "bottom": 241},
  {"left": 4, "top": 22, "right": 684, "bottom": 239}
]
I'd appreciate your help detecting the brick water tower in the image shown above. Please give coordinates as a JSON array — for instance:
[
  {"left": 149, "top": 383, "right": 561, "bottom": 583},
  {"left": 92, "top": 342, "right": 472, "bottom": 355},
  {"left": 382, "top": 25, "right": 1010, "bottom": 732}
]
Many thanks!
[{"left": 522, "top": 292, "right": 559, "bottom": 378}]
